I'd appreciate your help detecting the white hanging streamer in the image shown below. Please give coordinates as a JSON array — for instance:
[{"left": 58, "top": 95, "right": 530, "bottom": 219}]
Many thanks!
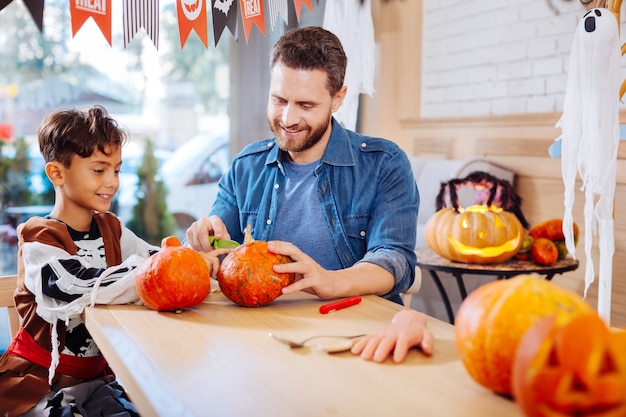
[{"left": 558, "top": 7, "right": 621, "bottom": 324}]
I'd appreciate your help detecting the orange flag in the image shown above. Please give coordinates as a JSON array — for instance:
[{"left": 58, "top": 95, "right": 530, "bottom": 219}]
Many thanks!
[
  {"left": 239, "top": 0, "right": 266, "bottom": 43},
  {"left": 177, "top": 0, "right": 209, "bottom": 48},
  {"left": 69, "top": 0, "right": 113, "bottom": 45},
  {"left": 292, "top": 0, "right": 312, "bottom": 22}
]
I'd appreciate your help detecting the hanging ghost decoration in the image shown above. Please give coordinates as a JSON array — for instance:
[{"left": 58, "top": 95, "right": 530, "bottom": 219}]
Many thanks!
[{"left": 557, "top": 6, "right": 621, "bottom": 324}]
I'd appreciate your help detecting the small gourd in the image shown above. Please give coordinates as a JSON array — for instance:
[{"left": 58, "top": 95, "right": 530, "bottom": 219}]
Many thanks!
[
  {"left": 135, "top": 236, "right": 211, "bottom": 312},
  {"left": 218, "top": 225, "right": 295, "bottom": 307}
]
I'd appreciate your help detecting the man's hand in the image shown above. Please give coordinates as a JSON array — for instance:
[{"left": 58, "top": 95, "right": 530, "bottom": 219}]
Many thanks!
[
  {"left": 351, "top": 309, "right": 434, "bottom": 363},
  {"left": 269, "top": 240, "right": 395, "bottom": 299},
  {"left": 186, "top": 215, "right": 231, "bottom": 253},
  {"left": 268, "top": 240, "right": 341, "bottom": 299}
]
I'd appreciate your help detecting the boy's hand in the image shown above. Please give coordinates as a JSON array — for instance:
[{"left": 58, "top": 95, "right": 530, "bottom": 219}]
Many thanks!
[
  {"left": 351, "top": 309, "right": 434, "bottom": 363},
  {"left": 198, "top": 248, "right": 232, "bottom": 278}
]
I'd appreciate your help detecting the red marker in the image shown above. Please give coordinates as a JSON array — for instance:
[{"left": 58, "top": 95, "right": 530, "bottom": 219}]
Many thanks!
[{"left": 319, "top": 296, "right": 362, "bottom": 314}]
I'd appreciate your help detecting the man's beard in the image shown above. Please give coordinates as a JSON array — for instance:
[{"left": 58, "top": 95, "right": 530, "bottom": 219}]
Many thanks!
[{"left": 267, "top": 115, "right": 331, "bottom": 153}]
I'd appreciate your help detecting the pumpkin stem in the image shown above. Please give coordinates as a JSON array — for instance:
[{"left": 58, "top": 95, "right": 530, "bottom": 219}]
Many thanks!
[
  {"left": 243, "top": 224, "right": 255, "bottom": 246},
  {"left": 161, "top": 236, "right": 182, "bottom": 248}
]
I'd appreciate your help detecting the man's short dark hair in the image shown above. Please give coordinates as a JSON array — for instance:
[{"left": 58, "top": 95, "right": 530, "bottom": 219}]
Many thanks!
[{"left": 270, "top": 26, "right": 347, "bottom": 96}]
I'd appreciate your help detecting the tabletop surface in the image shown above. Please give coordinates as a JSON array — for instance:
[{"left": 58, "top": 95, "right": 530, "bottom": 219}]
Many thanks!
[
  {"left": 415, "top": 247, "right": 579, "bottom": 276},
  {"left": 83, "top": 290, "right": 524, "bottom": 417}
]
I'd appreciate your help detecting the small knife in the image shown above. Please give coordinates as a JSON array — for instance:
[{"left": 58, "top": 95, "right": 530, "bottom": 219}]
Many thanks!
[{"left": 209, "top": 235, "right": 240, "bottom": 249}]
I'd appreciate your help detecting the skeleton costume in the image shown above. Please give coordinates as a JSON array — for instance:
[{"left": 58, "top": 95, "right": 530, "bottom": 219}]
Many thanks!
[{"left": 0, "top": 212, "right": 159, "bottom": 417}]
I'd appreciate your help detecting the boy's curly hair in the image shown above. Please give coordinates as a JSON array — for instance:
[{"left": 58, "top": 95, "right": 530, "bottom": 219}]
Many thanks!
[{"left": 38, "top": 105, "right": 128, "bottom": 167}]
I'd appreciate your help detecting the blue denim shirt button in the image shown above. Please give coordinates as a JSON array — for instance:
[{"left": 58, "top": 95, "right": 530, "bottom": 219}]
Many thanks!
[
  {"left": 360, "top": 230, "right": 366, "bottom": 237},
  {"left": 267, "top": 142, "right": 274, "bottom": 148},
  {"left": 274, "top": 183, "right": 279, "bottom": 189},
  {"left": 360, "top": 142, "right": 367, "bottom": 148},
  {"left": 266, "top": 219, "right": 272, "bottom": 225}
]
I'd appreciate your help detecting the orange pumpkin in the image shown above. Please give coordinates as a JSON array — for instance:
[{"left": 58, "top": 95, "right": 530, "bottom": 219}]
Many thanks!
[
  {"left": 529, "top": 219, "right": 579, "bottom": 260},
  {"left": 135, "top": 236, "right": 211, "bottom": 312},
  {"left": 218, "top": 226, "right": 295, "bottom": 307},
  {"left": 512, "top": 313, "right": 626, "bottom": 417},
  {"left": 425, "top": 205, "right": 524, "bottom": 264},
  {"left": 455, "top": 275, "right": 593, "bottom": 395},
  {"left": 530, "top": 237, "right": 559, "bottom": 266}
]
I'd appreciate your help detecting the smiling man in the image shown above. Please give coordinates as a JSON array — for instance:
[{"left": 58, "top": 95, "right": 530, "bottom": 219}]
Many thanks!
[{"left": 186, "top": 26, "right": 419, "bottom": 305}]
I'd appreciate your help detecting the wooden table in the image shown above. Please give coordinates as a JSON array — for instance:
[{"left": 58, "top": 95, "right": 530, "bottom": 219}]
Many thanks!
[
  {"left": 415, "top": 248, "right": 580, "bottom": 323},
  {"left": 83, "top": 291, "right": 523, "bottom": 417}
]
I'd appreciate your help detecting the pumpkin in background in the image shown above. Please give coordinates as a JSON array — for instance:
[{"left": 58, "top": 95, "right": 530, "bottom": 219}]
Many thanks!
[
  {"left": 425, "top": 171, "right": 528, "bottom": 264},
  {"left": 529, "top": 218, "right": 579, "bottom": 260},
  {"left": 530, "top": 237, "right": 559, "bottom": 266},
  {"left": 218, "top": 225, "right": 295, "bottom": 307},
  {"left": 425, "top": 205, "right": 524, "bottom": 264},
  {"left": 455, "top": 274, "right": 593, "bottom": 396},
  {"left": 512, "top": 313, "right": 626, "bottom": 417},
  {"left": 136, "top": 236, "right": 211, "bottom": 312}
]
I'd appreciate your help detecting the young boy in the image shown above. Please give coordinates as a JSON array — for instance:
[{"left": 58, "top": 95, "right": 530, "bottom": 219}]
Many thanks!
[{"left": 0, "top": 106, "right": 226, "bottom": 416}]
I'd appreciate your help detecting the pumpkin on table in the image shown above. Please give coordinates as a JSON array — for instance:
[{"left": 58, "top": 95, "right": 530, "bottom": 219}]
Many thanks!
[
  {"left": 454, "top": 274, "right": 593, "bottom": 396},
  {"left": 135, "top": 236, "right": 211, "bottom": 312},
  {"left": 424, "top": 171, "right": 528, "bottom": 264},
  {"left": 218, "top": 225, "right": 295, "bottom": 307},
  {"left": 512, "top": 313, "right": 626, "bottom": 417},
  {"left": 529, "top": 218, "right": 579, "bottom": 260}
]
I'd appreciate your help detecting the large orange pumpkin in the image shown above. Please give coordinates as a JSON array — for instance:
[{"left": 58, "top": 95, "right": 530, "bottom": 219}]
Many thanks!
[
  {"left": 512, "top": 313, "right": 626, "bottom": 417},
  {"left": 135, "top": 236, "right": 211, "bottom": 312},
  {"left": 425, "top": 205, "right": 524, "bottom": 264},
  {"left": 455, "top": 274, "right": 593, "bottom": 396},
  {"left": 218, "top": 226, "right": 295, "bottom": 307}
]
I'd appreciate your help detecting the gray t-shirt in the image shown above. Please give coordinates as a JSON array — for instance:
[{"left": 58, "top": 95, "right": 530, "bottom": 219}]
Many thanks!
[{"left": 271, "top": 159, "right": 343, "bottom": 270}]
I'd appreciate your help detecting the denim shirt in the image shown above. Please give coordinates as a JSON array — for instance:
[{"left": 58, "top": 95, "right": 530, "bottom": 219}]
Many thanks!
[{"left": 210, "top": 119, "right": 420, "bottom": 303}]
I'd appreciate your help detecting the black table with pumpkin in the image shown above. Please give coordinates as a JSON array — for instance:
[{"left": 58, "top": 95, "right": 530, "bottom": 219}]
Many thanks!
[{"left": 419, "top": 172, "right": 580, "bottom": 323}]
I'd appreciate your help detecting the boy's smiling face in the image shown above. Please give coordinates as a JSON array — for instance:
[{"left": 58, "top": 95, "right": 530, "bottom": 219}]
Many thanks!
[{"left": 47, "top": 144, "right": 122, "bottom": 230}]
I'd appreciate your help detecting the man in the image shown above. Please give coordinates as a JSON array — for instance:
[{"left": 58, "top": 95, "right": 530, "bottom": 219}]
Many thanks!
[{"left": 186, "top": 26, "right": 418, "bottom": 305}]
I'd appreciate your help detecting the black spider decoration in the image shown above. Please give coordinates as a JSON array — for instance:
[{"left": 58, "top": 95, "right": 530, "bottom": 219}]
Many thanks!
[{"left": 434, "top": 171, "right": 530, "bottom": 229}]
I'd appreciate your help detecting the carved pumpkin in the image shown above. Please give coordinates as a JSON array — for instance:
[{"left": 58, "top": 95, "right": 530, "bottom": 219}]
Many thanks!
[
  {"left": 455, "top": 274, "right": 593, "bottom": 396},
  {"left": 218, "top": 225, "right": 295, "bottom": 307},
  {"left": 425, "top": 205, "right": 524, "bottom": 264},
  {"left": 136, "top": 236, "right": 211, "bottom": 312},
  {"left": 512, "top": 313, "right": 626, "bottom": 417}
]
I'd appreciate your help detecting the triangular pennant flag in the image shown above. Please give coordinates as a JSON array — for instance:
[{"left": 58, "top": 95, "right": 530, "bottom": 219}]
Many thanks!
[
  {"left": 292, "top": 0, "right": 312, "bottom": 22},
  {"left": 69, "top": 0, "right": 113, "bottom": 46},
  {"left": 212, "top": 0, "right": 238, "bottom": 46},
  {"left": 177, "top": 0, "right": 209, "bottom": 48},
  {"left": 267, "top": 0, "right": 288, "bottom": 31},
  {"left": 123, "top": 0, "right": 160, "bottom": 49},
  {"left": 0, "top": 0, "right": 45, "bottom": 31},
  {"left": 239, "top": 0, "right": 266, "bottom": 43}
]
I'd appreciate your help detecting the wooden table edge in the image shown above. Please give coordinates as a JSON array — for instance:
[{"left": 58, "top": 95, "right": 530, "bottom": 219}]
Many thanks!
[{"left": 83, "top": 305, "right": 196, "bottom": 417}]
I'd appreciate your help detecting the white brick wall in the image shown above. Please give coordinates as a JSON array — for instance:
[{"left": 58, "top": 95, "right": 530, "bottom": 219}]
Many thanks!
[{"left": 421, "top": 0, "right": 624, "bottom": 118}]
